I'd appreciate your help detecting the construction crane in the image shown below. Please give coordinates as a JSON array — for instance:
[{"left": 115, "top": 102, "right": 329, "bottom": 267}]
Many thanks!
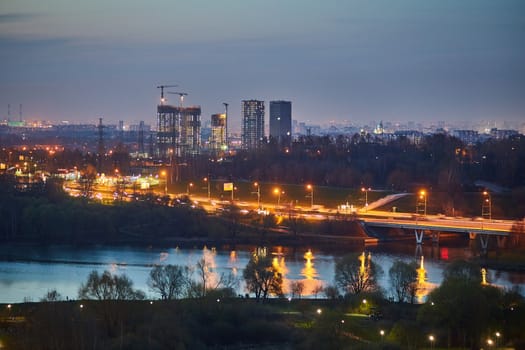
[
  {"left": 168, "top": 91, "right": 188, "bottom": 107},
  {"left": 156, "top": 84, "right": 178, "bottom": 104}
]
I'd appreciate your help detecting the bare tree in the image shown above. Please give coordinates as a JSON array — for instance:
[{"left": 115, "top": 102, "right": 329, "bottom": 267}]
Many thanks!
[
  {"left": 147, "top": 265, "right": 189, "bottom": 300},
  {"left": 389, "top": 260, "right": 419, "bottom": 303},
  {"left": 78, "top": 270, "right": 145, "bottom": 300},
  {"left": 311, "top": 283, "right": 324, "bottom": 299},
  {"left": 290, "top": 280, "right": 305, "bottom": 299},
  {"left": 334, "top": 253, "right": 383, "bottom": 296},
  {"left": 186, "top": 258, "right": 238, "bottom": 298},
  {"left": 40, "top": 289, "right": 63, "bottom": 302},
  {"left": 243, "top": 254, "right": 283, "bottom": 301}
]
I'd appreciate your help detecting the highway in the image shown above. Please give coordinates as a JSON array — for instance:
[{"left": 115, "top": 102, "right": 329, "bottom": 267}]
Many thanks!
[
  {"left": 189, "top": 194, "right": 517, "bottom": 235},
  {"left": 62, "top": 180, "right": 518, "bottom": 236}
]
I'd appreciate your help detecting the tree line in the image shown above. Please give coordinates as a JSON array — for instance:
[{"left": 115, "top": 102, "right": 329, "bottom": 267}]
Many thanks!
[
  {"left": 13, "top": 252, "right": 524, "bottom": 349},
  {"left": 0, "top": 174, "right": 229, "bottom": 243}
]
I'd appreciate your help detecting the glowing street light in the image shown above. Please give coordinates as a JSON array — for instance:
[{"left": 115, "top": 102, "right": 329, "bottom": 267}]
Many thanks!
[
  {"left": 482, "top": 190, "right": 492, "bottom": 220},
  {"left": 204, "top": 177, "right": 211, "bottom": 199},
  {"left": 187, "top": 182, "right": 193, "bottom": 195},
  {"left": 253, "top": 182, "right": 261, "bottom": 208},
  {"left": 429, "top": 335, "right": 435, "bottom": 350},
  {"left": 361, "top": 187, "right": 371, "bottom": 211},
  {"left": 306, "top": 184, "right": 314, "bottom": 209},
  {"left": 273, "top": 187, "right": 284, "bottom": 209},
  {"left": 380, "top": 329, "right": 385, "bottom": 342},
  {"left": 417, "top": 190, "right": 427, "bottom": 216},
  {"left": 495, "top": 332, "right": 502, "bottom": 348}
]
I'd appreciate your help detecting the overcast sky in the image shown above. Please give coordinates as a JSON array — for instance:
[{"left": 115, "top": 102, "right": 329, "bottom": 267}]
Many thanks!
[{"left": 1, "top": 0, "right": 524, "bottom": 131}]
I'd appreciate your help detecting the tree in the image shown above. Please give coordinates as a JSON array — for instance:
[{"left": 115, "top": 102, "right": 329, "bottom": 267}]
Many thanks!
[
  {"left": 417, "top": 260, "right": 501, "bottom": 349},
  {"left": 290, "top": 280, "right": 305, "bottom": 299},
  {"left": 443, "top": 259, "right": 482, "bottom": 285},
  {"left": 147, "top": 265, "right": 189, "bottom": 300},
  {"left": 389, "top": 260, "right": 419, "bottom": 303},
  {"left": 311, "top": 283, "right": 324, "bottom": 299},
  {"left": 40, "top": 289, "right": 63, "bottom": 302},
  {"left": 323, "top": 285, "right": 340, "bottom": 300},
  {"left": 186, "top": 258, "right": 238, "bottom": 298},
  {"left": 243, "top": 254, "right": 283, "bottom": 301},
  {"left": 509, "top": 218, "right": 525, "bottom": 248},
  {"left": 334, "top": 253, "right": 383, "bottom": 296},
  {"left": 78, "top": 270, "right": 145, "bottom": 300}
]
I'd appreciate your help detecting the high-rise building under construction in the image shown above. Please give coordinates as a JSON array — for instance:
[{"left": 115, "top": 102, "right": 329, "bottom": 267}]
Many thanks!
[
  {"left": 209, "top": 113, "right": 227, "bottom": 155},
  {"left": 157, "top": 104, "right": 201, "bottom": 159},
  {"left": 241, "top": 100, "right": 265, "bottom": 150}
]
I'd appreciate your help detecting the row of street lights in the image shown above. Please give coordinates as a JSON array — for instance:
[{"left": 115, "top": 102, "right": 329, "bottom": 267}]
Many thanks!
[
  {"left": 156, "top": 173, "right": 495, "bottom": 220},
  {"left": 414, "top": 189, "right": 492, "bottom": 219}
]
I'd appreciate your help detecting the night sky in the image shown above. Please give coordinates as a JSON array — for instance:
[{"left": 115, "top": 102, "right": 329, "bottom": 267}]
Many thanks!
[{"left": 1, "top": 0, "right": 524, "bottom": 131}]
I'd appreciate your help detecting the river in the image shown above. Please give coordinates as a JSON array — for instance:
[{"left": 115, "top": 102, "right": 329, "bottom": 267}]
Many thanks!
[{"left": 0, "top": 241, "right": 523, "bottom": 303}]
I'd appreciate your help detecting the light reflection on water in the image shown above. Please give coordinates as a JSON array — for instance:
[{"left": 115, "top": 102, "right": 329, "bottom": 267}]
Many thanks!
[{"left": 0, "top": 243, "right": 523, "bottom": 303}]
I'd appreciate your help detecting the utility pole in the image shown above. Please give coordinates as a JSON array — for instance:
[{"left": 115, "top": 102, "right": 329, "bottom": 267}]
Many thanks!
[
  {"left": 223, "top": 102, "right": 229, "bottom": 149},
  {"left": 97, "top": 117, "right": 105, "bottom": 172}
]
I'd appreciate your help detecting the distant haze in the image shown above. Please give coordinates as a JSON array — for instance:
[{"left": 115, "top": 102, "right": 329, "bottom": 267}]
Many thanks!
[{"left": 1, "top": 0, "right": 524, "bottom": 131}]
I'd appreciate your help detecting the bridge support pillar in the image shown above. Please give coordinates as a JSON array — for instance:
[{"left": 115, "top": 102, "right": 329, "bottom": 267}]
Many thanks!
[
  {"left": 496, "top": 236, "right": 507, "bottom": 249},
  {"left": 415, "top": 230, "right": 424, "bottom": 244},
  {"left": 469, "top": 232, "right": 477, "bottom": 240},
  {"left": 479, "top": 234, "right": 490, "bottom": 252},
  {"left": 431, "top": 231, "right": 440, "bottom": 244}
]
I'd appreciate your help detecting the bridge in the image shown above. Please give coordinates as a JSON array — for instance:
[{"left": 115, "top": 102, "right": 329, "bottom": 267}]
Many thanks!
[{"left": 360, "top": 211, "right": 515, "bottom": 250}]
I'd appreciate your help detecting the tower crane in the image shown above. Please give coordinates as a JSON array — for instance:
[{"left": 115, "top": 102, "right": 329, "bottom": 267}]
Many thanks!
[
  {"left": 156, "top": 84, "right": 178, "bottom": 104},
  {"left": 168, "top": 92, "right": 188, "bottom": 107}
]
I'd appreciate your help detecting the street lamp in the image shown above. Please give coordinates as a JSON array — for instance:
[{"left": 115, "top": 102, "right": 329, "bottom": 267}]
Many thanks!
[
  {"left": 380, "top": 329, "right": 385, "bottom": 342},
  {"left": 495, "top": 332, "right": 501, "bottom": 348},
  {"left": 187, "top": 182, "right": 193, "bottom": 195},
  {"left": 429, "top": 335, "right": 435, "bottom": 350},
  {"left": 273, "top": 187, "right": 284, "bottom": 210},
  {"left": 482, "top": 190, "right": 492, "bottom": 220},
  {"left": 361, "top": 187, "right": 370, "bottom": 211},
  {"left": 253, "top": 182, "right": 261, "bottom": 208},
  {"left": 204, "top": 177, "right": 211, "bottom": 199},
  {"left": 306, "top": 184, "right": 314, "bottom": 209},
  {"left": 417, "top": 190, "right": 427, "bottom": 216},
  {"left": 160, "top": 170, "right": 167, "bottom": 194}
]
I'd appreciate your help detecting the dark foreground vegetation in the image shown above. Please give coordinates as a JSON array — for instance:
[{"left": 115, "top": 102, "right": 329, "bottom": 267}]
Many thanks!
[{"left": 1, "top": 288, "right": 524, "bottom": 350}]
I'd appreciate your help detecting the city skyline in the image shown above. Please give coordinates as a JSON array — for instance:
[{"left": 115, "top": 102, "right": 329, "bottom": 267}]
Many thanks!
[{"left": 1, "top": 0, "right": 524, "bottom": 131}]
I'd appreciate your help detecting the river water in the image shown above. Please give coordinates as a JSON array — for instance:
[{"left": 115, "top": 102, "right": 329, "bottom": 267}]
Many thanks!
[{"left": 0, "top": 242, "right": 523, "bottom": 303}]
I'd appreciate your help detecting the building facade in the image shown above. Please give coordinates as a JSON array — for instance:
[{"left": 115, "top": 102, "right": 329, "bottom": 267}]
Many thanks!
[
  {"left": 157, "top": 104, "right": 201, "bottom": 159},
  {"left": 269, "top": 100, "right": 292, "bottom": 148},
  {"left": 241, "top": 100, "right": 265, "bottom": 150},
  {"left": 209, "top": 113, "right": 227, "bottom": 155}
]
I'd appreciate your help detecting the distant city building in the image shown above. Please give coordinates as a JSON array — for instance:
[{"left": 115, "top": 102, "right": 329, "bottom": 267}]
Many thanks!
[
  {"left": 373, "top": 121, "right": 384, "bottom": 135},
  {"left": 209, "top": 113, "right": 227, "bottom": 155},
  {"left": 241, "top": 100, "right": 265, "bottom": 150},
  {"left": 393, "top": 130, "right": 424, "bottom": 145},
  {"left": 489, "top": 128, "right": 518, "bottom": 140},
  {"left": 269, "top": 100, "right": 292, "bottom": 148},
  {"left": 452, "top": 129, "right": 479, "bottom": 145},
  {"left": 157, "top": 104, "right": 201, "bottom": 158}
]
